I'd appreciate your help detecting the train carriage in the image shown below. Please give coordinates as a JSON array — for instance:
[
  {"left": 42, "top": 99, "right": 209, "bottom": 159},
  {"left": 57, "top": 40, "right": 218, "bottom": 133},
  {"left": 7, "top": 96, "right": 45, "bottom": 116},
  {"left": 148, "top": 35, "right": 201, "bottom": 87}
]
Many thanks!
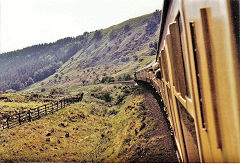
[{"left": 135, "top": 0, "right": 240, "bottom": 162}]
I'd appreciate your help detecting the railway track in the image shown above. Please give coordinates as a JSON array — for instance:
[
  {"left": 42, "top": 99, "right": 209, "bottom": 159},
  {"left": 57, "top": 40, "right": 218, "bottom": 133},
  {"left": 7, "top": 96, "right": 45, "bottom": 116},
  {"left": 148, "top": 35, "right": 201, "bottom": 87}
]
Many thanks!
[{"left": 108, "top": 80, "right": 136, "bottom": 85}]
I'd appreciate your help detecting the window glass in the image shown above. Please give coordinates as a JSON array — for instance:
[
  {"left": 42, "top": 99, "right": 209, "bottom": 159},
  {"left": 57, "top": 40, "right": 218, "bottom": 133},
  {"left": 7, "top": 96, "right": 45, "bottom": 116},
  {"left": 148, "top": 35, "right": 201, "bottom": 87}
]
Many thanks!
[{"left": 176, "top": 99, "right": 200, "bottom": 162}]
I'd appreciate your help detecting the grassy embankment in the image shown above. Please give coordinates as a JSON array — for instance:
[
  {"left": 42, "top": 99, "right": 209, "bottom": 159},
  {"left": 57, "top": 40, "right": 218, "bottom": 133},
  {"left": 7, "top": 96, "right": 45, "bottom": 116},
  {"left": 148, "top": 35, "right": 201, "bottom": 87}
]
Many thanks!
[{"left": 0, "top": 84, "right": 166, "bottom": 162}]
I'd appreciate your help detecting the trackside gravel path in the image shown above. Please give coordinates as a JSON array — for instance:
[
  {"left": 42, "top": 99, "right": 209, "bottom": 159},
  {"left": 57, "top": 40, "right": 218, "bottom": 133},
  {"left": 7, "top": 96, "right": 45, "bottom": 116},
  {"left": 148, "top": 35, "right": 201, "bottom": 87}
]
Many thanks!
[{"left": 135, "top": 82, "right": 178, "bottom": 162}]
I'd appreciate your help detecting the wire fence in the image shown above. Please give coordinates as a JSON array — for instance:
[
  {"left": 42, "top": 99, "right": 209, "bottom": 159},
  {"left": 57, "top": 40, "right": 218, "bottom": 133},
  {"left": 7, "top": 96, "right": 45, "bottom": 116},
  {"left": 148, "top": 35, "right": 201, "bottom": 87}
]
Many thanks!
[{"left": 0, "top": 93, "right": 84, "bottom": 131}]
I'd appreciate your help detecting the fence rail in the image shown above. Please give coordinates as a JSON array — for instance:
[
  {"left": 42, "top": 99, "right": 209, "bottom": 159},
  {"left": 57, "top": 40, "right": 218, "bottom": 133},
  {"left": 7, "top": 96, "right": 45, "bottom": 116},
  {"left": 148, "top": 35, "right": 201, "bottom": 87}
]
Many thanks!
[{"left": 0, "top": 93, "right": 84, "bottom": 130}]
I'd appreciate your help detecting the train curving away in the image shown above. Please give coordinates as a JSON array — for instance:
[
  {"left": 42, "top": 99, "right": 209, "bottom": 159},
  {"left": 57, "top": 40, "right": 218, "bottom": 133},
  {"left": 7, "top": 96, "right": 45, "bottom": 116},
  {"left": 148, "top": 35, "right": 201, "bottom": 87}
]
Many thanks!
[{"left": 135, "top": 0, "right": 240, "bottom": 163}]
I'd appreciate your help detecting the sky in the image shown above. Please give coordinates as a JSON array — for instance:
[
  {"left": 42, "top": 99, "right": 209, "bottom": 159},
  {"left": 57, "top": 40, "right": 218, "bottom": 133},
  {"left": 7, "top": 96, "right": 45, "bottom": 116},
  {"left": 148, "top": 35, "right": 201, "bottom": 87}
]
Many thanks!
[{"left": 0, "top": 0, "right": 163, "bottom": 53}]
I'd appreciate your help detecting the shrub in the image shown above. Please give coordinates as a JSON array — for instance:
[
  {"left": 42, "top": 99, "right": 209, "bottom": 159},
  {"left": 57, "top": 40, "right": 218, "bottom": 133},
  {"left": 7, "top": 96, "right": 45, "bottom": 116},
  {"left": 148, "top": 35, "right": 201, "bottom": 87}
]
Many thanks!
[
  {"left": 150, "top": 49, "right": 157, "bottom": 56},
  {"left": 118, "top": 74, "right": 132, "bottom": 81},
  {"left": 133, "top": 55, "right": 138, "bottom": 61},
  {"left": 50, "top": 88, "right": 64, "bottom": 95},
  {"left": 121, "top": 57, "right": 130, "bottom": 62},
  {"left": 101, "top": 76, "right": 115, "bottom": 83},
  {"left": 115, "top": 94, "right": 125, "bottom": 105},
  {"left": 91, "top": 91, "right": 113, "bottom": 102},
  {"left": 108, "top": 109, "right": 119, "bottom": 116},
  {"left": 94, "top": 78, "right": 100, "bottom": 84},
  {"left": 41, "top": 88, "right": 46, "bottom": 92},
  {"left": 103, "top": 92, "right": 112, "bottom": 102}
]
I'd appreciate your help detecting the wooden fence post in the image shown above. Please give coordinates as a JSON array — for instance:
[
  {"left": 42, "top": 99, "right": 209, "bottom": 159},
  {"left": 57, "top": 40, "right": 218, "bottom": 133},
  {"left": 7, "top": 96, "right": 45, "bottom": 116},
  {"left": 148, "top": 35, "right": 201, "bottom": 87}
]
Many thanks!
[
  {"left": 28, "top": 110, "right": 31, "bottom": 122},
  {"left": 18, "top": 113, "right": 21, "bottom": 125},
  {"left": 80, "top": 93, "right": 84, "bottom": 101},
  {"left": 45, "top": 105, "right": 47, "bottom": 115},
  {"left": 51, "top": 103, "right": 54, "bottom": 114},
  {"left": 6, "top": 117, "right": 9, "bottom": 129},
  {"left": 37, "top": 107, "right": 40, "bottom": 119}
]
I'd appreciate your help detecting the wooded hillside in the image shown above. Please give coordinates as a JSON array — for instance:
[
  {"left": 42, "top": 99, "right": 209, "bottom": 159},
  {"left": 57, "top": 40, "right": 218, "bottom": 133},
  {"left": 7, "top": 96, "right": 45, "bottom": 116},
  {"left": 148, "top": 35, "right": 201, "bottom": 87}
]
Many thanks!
[{"left": 0, "top": 10, "right": 161, "bottom": 92}]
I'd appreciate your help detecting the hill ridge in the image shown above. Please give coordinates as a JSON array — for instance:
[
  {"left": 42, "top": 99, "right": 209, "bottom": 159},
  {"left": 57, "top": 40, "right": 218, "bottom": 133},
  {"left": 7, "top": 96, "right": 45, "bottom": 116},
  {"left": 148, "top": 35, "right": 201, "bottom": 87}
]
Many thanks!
[{"left": 0, "top": 10, "right": 161, "bottom": 92}]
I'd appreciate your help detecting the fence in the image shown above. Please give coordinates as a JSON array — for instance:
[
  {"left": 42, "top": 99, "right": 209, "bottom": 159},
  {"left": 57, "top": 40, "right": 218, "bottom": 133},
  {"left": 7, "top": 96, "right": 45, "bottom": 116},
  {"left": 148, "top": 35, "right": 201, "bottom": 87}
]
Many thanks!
[{"left": 0, "top": 93, "right": 84, "bottom": 131}]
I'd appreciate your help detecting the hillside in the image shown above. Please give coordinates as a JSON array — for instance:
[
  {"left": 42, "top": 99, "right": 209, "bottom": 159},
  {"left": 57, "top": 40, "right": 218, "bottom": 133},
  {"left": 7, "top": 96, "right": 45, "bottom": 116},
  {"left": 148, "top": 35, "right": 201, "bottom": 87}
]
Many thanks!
[
  {"left": 0, "top": 83, "right": 177, "bottom": 162},
  {"left": 0, "top": 10, "right": 161, "bottom": 92}
]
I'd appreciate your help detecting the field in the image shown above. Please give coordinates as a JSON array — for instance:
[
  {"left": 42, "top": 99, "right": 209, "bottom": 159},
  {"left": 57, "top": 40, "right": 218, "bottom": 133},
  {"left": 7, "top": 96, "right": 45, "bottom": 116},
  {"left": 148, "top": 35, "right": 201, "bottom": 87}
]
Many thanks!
[
  {"left": 0, "top": 84, "right": 177, "bottom": 162},
  {"left": 0, "top": 92, "right": 68, "bottom": 119}
]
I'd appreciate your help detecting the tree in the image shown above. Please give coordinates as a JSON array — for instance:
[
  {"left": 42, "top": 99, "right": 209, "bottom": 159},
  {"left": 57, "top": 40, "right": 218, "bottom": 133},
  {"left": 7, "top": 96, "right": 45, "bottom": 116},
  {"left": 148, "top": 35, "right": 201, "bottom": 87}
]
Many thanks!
[
  {"left": 145, "top": 10, "right": 161, "bottom": 35},
  {"left": 93, "top": 30, "right": 102, "bottom": 40},
  {"left": 26, "top": 77, "right": 34, "bottom": 86},
  {"left": 109, "top": 30, "right": 117, "bottom": 41},
  {"left": 62, "top": 44, "right": 82, "bottom": 63},
  {"left": 124, "top": 24, "right": 131, "bottom": 32},
  {"left": 146, "top": 20, "right": 158, "bottom": 35}
]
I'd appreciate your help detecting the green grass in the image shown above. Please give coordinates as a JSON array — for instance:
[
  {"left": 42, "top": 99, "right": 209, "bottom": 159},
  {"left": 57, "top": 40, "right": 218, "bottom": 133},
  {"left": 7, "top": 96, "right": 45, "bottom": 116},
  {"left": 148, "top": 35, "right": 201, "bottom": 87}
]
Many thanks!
[{"left": 0, "top": 84, "right": 166, "bottom": 162}]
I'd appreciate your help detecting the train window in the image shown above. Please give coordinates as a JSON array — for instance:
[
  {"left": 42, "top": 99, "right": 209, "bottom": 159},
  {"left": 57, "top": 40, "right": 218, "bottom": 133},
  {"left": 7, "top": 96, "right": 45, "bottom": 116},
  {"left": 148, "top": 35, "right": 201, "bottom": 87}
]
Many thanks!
[
  {"left": 176, "top": 99, "right": 200, "bottom": 162},
  {"left": 169, "top": 24, "right": 180, "bottom": 92},
  {"left": 176, "top": 14, "right": 190, "bottom": 97},
  {"left": 230, "top": 0, "right": 240, "bottom": 85},
  {"left": 166, "top": 34, "right": 177, "bottom": 87},
  {"left": 167, "top": 87, "right": 180, "bottom": 142},
  {"left": 230, "top": 0, "right": 240, "bottom": 60},
  {"left": 190, "top": 22, "right": 207, "bottom": 129},
  {"left": 169, "top": 14, "right": 190, "bottom": 98},
  {"left": 156, "top": 69, "right": 162, "bottom": 80},
  {"left": 162, "top": 50, "right": 170, "bottom": 82},
  {"left": 158, "top": 57, "right": 164, "bottom": 80},
  {"left": 159, "top": 55, "right": 166, "bottom": 81},
  {"left": 200, "top": 8, "right": 222, "bottom": 148}
]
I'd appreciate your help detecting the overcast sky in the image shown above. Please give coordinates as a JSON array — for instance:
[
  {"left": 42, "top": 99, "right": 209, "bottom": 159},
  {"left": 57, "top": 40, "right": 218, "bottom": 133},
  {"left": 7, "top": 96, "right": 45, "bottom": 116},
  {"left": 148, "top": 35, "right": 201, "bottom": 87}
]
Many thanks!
[{"left": 0, "top": 0, "right": 163, "bottom": 53}]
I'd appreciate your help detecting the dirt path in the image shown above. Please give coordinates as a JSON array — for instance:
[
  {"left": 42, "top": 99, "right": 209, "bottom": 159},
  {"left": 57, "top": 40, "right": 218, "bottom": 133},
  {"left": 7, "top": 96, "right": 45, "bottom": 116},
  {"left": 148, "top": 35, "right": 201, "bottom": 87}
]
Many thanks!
[{"left": 134, "top": 83, "right": 178, "bottom": 162}]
